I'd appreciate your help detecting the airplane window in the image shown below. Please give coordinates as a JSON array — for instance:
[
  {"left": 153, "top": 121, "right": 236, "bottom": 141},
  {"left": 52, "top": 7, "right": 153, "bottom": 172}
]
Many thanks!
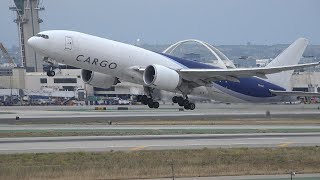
[
  {"left": 41, "top": 35, "right": 49, "bottom": 39},
  {"left": 35, "top": 34, "right": 49, "bottom": 39}
]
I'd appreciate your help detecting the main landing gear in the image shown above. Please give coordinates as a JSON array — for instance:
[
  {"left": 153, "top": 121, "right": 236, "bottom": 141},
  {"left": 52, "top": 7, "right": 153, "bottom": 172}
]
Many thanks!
[
  {"left": 137, "top": 95, "right": 160, "bottom": 109},
  {"left": 172, "top": 96, "right": 195, "bottom": 110},
  {"left": 137, "top": 87, "right": 160, "bottom": 109}
]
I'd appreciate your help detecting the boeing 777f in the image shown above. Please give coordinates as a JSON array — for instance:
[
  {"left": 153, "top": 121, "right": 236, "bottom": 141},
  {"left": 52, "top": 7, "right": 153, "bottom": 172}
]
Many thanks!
[{"left": 28, "top": 30, "right": 320, "bottom": 110}]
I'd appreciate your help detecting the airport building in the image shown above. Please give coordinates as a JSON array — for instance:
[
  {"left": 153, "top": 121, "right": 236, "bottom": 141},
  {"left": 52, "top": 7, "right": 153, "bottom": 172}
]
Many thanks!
[{"left": 0, "top": 67, "right": 144, "bottom": 105}]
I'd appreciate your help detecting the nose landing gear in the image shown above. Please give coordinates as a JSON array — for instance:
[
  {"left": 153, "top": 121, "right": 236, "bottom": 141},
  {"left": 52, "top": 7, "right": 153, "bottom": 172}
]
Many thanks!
[
  {"left": 44, "top": 57, "right": 57, "bottom": 77},
  {"left": 47, "top": 70, "right": 55, "bottom": 77}
]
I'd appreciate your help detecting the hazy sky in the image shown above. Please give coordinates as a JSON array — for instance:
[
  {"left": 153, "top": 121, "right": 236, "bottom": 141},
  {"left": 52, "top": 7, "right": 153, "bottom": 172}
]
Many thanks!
[{"left": 0, "top": 0, "right": 319, "bottom": 47}]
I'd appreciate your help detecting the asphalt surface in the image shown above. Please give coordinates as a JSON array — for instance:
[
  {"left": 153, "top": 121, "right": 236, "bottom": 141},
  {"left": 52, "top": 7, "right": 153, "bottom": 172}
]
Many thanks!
[
  {"left": 0, "top": 124, "right": 320, "bottom": 130},
  {"left": 1, "top": 104, "right": 320, "bottom": 124},
  {"left": 0, "top": 104, "right": 320, "bottom": 154},
  {"left": 0, "top": 133, "right": 319, "bottom": 154}
]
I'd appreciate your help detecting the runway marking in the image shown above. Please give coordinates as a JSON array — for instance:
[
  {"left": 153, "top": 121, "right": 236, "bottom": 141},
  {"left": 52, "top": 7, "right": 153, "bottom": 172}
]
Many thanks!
[
  {"left": 232, "top": 143, "right": 262, "bottom": 145},
  {"left": 247, "top": 138, "right": 287, "bottom": 140},
  {"left": 147, "top": 144, "right": 207, "bottom": 148},
  {"left": 130, "top": 146, "right": 146, "bottom": 151},
  {"left": 278, "top": 142, "right": 294, "bottom": 147},
  {"left": 0, "top": 146, "right": 137, "bottom": 151}
]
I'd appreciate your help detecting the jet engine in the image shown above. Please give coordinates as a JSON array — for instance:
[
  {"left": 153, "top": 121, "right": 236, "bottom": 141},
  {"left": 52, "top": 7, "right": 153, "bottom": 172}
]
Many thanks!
[
  {"left": 81, "top": 70, "right": 118, "bottom": 89},
  {"left": 143, "top": 64, "right": 181, "bottom": 90}
]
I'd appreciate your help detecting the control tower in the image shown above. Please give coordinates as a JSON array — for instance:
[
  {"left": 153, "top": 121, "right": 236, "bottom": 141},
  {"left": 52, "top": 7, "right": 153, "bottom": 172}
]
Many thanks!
[{"left": 10, "top": 0, "right": 44, "bottom": 72}]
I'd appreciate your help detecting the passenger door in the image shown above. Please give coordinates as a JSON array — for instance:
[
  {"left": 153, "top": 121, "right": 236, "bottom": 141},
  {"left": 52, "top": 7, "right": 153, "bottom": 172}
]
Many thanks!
[{"left": 65, "top": 36, "right": 73, "bottom": 50}]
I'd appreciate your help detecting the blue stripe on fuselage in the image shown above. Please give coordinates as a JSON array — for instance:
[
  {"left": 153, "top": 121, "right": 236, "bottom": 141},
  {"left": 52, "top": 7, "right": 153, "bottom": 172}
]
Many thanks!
[
  {"left": 160, "top": 53, "right": 220, "bottom": 69},
  {"left": 159, "top": 53, "right": 286, "bottom": 97}
]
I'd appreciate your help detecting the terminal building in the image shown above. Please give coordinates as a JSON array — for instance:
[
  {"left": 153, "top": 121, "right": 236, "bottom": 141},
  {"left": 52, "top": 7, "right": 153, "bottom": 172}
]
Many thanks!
[{"left": 0, "top": 67, "right": 144, "bottom": 105}]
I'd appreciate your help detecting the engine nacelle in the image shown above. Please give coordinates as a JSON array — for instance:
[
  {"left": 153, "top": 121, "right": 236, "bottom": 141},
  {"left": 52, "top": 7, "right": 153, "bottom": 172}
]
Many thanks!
[
  {"left": 143, "top": 64, "right": 181, "bottom": 90},
  {"left": 81, "top": 70, "right": 118, "bottom": 89}
]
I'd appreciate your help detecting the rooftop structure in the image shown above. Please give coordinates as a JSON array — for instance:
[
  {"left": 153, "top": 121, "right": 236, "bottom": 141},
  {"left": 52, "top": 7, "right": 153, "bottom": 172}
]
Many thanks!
[{"left": 163, "top": 39, "right": 236, "bottom": 69}]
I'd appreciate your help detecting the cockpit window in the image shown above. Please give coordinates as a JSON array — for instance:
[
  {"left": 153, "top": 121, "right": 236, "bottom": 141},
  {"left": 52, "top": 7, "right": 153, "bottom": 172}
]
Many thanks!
[{"left": 36, "top": 34, "right": 49, "bottom": 39}]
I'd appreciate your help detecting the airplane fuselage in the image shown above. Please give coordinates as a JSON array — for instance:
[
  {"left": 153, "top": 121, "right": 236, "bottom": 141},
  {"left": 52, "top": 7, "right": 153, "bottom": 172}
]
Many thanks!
[{"left": 28, "top": 30, "right": 294, "bottom": 103}]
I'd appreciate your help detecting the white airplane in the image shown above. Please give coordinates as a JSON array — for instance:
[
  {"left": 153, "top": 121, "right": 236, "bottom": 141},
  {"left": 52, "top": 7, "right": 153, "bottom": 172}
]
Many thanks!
[{"left": 28, "top": 30, "right": 320, "bottom": 110}]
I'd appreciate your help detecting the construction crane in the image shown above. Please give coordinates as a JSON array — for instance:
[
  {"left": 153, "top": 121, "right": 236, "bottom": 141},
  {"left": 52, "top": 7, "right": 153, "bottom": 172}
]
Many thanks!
[{"left": 0, "top": 42, "right": 16, "bottom": 68}]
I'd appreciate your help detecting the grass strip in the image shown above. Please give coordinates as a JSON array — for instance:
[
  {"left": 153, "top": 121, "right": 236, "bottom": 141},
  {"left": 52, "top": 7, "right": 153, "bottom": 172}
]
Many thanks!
[
  {"left": 0, "top": 147, "right": 319, "bottom": 180},
  {"left": 255, "top": 178, "right": 319, "bottom": 180}
]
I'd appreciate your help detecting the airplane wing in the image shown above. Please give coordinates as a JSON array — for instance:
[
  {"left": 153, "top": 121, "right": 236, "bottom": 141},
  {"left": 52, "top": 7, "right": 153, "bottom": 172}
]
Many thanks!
[
  {"left": 269, "top": 90, "right": 320, "bottom": 97},
  {"left": 178, "top": 62, "right": 320, "bottom": 83},
  {"left": 130, "top": 62, "right": 319, "bottom": 86}
]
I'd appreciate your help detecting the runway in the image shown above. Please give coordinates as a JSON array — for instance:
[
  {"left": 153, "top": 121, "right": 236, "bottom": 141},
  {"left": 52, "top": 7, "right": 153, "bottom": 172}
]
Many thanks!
[
  {"left": 0, "top": 133, "right": 319, "bottom": 154},
  {"left": 1, "top": 104, "right": 320, "bottom": 124},
  {"left": 0, "top": 104, "right": 320, "bottom": 154},
  {"left": 1, "top": 124, "right": 320, "bottom": 130}
]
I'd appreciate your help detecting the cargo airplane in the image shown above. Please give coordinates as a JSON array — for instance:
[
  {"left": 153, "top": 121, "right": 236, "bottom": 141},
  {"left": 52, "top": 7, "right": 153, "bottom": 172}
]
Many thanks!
[{"left": 28, "top": 30, "right": 320, "bottom": 110}]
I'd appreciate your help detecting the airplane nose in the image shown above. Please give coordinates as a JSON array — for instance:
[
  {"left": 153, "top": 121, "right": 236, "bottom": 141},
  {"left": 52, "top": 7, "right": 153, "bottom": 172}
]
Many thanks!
[{"left": 27, "top": 37, "right": 37, "bottom": 48}]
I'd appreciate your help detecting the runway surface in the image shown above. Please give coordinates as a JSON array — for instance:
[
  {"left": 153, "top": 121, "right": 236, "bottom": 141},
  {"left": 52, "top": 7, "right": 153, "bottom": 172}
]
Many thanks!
[
  {"left": 1, "top": 104, "right": 320, "bottom": 124},
  {"left": 0, "top": 133, "right": 319, "bottom": 154},
  {"left": 0, "top": 104, "right": 320, "bottom": 154},
  {"left": 1, "top": 124, "right": 320, "bottom": 130}
]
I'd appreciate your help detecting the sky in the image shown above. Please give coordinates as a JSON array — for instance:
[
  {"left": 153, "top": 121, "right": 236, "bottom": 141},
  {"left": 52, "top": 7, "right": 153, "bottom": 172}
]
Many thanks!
[{"left": 0, "top": 0, "right": 319, "bottom": 47}]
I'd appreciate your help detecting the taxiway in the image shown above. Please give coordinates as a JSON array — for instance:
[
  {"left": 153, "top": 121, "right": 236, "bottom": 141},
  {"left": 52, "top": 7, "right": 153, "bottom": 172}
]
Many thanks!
[
  {"left": 0, "top": 133, "right": 319, "bottom": 154},
  {"left": 0, "top": 104, "right": 320, "bottom": 124}
]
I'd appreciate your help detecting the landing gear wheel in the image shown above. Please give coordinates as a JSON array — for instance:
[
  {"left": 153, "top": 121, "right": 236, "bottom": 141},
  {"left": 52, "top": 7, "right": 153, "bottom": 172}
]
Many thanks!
[
  {"left": 172, "top": 96, "right": 178, "bottom": 103},
  {"left": 47, "top": 70, "right": 55, "bottom": 77},
  {"left": 177, "top": 97, "right": 184, "bottom": 106},
  {"left": 141, "top": 95, "right": 148, "bottom": 105},
  {"left": 153, "top": 101, "right": 160, "bottom": 109},
  {"left": 137, "top": 95, "right": 142, "bottom": 102},
  {"left": 147, "top": 98, "right": 153, "bottom": 105},
  {"left": 148, "top": 102, "right": 154, "bottom": 108},
  {"left": 189, "top": 103, "right": 195, "bottom": 110},
  {"left": 183, "top": 99, "right": 189, "bottom": 106},
  {"left": 178, "top": 101, "right": 184, "bottom": 107}
]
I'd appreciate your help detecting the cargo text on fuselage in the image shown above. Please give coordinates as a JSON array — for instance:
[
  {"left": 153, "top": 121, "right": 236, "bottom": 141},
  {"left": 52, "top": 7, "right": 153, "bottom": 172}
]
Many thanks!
[{"left": 76, "top": 55, "right": 117, "bottom": 69}]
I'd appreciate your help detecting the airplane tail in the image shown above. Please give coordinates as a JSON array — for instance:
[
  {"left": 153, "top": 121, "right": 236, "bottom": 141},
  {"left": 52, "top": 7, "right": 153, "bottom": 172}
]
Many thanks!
[{"left": 266, "top": 38, "right": 309, "bottom": 90}]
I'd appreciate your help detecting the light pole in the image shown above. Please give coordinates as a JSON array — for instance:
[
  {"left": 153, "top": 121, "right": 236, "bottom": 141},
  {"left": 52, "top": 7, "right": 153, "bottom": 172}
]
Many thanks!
[
  {"left": 10, "top": 74, "right": 13, "bottom": 105},
  {"left": 167, "top": 159, "right": 175, "bottom": 180},
  {"left": 291, "top": 171, "right": 295, "bottom": 180}
]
